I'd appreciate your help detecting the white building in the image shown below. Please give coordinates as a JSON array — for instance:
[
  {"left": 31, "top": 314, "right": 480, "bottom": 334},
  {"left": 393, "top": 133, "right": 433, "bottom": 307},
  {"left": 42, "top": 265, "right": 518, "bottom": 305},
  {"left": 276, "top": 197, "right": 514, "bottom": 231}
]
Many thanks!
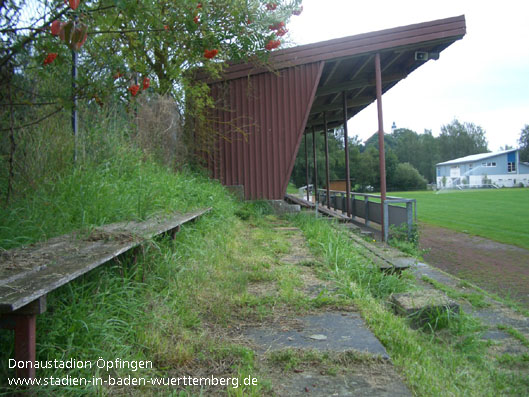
[{"left": 436, "top": 149, "right": 529, "bottom": 188}]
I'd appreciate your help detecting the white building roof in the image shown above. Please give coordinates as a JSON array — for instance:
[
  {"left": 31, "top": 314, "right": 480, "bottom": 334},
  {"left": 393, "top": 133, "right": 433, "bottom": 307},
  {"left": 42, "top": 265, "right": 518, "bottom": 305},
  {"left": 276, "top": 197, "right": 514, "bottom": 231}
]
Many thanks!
[{"left": 436, "top": 149, "right": 518, "bottom": 166}]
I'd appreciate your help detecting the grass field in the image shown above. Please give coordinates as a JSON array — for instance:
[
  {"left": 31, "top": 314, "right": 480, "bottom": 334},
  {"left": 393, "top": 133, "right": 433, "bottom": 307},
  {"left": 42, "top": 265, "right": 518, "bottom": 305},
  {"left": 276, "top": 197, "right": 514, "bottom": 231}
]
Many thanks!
[{"left": 392, "top": 188, "right": 529, "bottom": 250}]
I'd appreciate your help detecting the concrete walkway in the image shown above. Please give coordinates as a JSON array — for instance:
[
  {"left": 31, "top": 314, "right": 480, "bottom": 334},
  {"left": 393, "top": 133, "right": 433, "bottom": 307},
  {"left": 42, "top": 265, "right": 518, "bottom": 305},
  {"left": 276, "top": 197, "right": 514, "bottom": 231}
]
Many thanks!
[
  {"left": 238, "top": 216, "right": 528, "bottom": 395},
  {"left": 242, "top": 225, "right": 411, "bottom": 396}
]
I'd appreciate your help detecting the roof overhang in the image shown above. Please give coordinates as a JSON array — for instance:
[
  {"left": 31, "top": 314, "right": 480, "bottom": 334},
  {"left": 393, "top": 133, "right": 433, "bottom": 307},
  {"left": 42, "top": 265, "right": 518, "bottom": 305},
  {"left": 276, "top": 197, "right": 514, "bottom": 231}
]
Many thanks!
[
  {"left": 436, "top": 148, "right": 518, "bottom": 166},
  {"left": 204, "top": 15, "right": 466, "bottom": 134},
  {"left": 305, "top": 15, "right": 466, "bottom": 132}
]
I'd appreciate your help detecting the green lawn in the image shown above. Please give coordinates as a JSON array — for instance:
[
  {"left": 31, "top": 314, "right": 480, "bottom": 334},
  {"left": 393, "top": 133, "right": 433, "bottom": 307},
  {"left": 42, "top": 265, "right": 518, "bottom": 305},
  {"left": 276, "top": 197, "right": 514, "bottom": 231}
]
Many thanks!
[{"left": 391, "top": 189, "right": 529, "bottom": 250}]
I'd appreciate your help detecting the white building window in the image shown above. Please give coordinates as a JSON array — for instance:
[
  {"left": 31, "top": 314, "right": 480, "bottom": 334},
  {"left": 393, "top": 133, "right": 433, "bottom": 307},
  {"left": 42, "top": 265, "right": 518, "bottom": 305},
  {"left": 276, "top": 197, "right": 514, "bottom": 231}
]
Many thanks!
[{"left": 508, "top": 162, "right": 516, "bottom": 172}]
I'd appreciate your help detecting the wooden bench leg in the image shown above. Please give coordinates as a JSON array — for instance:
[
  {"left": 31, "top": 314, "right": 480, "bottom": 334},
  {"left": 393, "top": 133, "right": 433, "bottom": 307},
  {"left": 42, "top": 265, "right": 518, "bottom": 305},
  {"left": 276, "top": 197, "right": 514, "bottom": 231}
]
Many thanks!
[
  {"left": 14, "top": 314, "right": 36, "bottom": 379},
  {"left": 170, "top": 225, "right": 181, "bottom": 240},
  {"left": 1, "top": 297, "right": 46, "bottom": 380}
]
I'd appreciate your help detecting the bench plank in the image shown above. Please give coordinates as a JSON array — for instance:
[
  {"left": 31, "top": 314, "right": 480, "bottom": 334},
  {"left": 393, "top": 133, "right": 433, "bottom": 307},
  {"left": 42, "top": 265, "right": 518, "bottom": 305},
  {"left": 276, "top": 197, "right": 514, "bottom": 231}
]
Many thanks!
[{"left": 0, "top": 208, "right": 211, "bottom": 313}]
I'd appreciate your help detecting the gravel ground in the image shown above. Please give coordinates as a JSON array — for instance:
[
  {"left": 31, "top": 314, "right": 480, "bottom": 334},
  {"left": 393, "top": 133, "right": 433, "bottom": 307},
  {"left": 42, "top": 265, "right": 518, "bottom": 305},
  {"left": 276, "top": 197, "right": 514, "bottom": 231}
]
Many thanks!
[{"left": 419, "top": 223, "right": 529, "bottom": 308}]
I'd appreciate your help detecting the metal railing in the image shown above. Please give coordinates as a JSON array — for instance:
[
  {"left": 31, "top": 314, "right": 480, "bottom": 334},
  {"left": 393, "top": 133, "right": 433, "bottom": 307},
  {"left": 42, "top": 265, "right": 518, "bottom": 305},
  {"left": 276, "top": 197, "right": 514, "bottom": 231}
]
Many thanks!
[{"left": 316, "top": 190, "right": 417, "bottom": 241}]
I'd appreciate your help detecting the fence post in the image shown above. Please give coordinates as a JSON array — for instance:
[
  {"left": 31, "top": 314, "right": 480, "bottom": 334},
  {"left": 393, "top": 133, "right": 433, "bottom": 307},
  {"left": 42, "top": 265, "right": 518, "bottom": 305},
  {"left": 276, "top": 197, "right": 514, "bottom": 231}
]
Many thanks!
[
  {"left": 364, "top": 196, "right": 370, "bottom": 226},
  {"left": 383, "top": 201, "right": 389, "bottom": 242},
  {"left": 407, "top": 201, "right": 413, "bottom": 240}
]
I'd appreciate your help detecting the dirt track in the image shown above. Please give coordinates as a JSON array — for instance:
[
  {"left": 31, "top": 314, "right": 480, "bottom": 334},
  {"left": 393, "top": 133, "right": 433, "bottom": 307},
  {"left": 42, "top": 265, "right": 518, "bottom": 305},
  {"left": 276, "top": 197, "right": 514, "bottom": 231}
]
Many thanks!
[{"left": 419, "top": 223, "right": 529, "bottom": 309}]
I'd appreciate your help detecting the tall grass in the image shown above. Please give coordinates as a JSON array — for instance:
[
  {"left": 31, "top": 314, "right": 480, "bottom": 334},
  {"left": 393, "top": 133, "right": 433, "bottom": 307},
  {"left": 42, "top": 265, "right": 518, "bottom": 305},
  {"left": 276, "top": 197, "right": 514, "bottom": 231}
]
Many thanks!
[
  {"left": 1, "top": 204, "right": 240, "bottom": 395},
  {"left": 293, "top": 214, "right": 412, "bottom": 299},
  {"left": 0, "top": 152, "right": 239, "bottom": 395},
  {"left": 293, "top": 214, "right": 529, "bottom": 396},
  {"left": 0, "top": 99, "right": 244, "bottom": 394},
  {"left": 0, "top": 151, "right": 231, "bottom": 249},
  {"left": 0, "top": 98, "right": 232, "bottom": 250}
]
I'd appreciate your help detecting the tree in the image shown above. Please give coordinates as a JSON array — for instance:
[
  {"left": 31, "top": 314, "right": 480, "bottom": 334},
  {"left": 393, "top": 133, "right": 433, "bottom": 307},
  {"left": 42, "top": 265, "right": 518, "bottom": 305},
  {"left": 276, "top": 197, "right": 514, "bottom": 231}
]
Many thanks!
[
  {"left": 290, "top": 129, "right": 362, "bottom": 189},
  {"left": 1, "top": 0, "right": 303, "bottom": 202},
  {"left": 390, "top": 128, "right": 436, "bottom": 182},
  {"left": 1, "top": 0, "right": 303, "bottom": 119},
  {"left": 391, "top": 162, "right": 427, "bottom": 191},
  {"left": 355, "top": 146, "right": 398, "bottom": 192},
  {"left": 417, "top": 130, "right": 440, "bottom": 182},
  {"left": 438, "top": 119, "right": 488, "bottom": 161},
  {"left": 519, "top": 125, "right": 529, "bottom": 162},
  {"left": 392, "top": 128, "right": 421, "bottom": 165},
  {"left": 356, "top": 146, "right": 379, "bottom": 189},
  {"left": 89, "top": 0, "right": 302, "bottom": 98},
  {"left": 362, "top": 131, "right": 397, "bottom": 153}
]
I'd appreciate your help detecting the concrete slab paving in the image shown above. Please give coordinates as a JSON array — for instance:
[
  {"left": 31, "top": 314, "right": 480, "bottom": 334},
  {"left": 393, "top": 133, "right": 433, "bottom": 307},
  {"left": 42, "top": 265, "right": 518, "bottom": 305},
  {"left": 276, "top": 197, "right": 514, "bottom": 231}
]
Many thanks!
[
  {"left": 390, "top": 289, "right": 460, "bottom": 328},
  {"left": 244, "top": 312, "right": 389, "bottom": 359},
  {"left": 249, "top": 223, "right": 412, "bottom": 396},
  {"left": 413, "top": 263, "right": 529, "bottom": 335},
  {"left": 273, "top": 369, "right": 412, "bottom": 397}
]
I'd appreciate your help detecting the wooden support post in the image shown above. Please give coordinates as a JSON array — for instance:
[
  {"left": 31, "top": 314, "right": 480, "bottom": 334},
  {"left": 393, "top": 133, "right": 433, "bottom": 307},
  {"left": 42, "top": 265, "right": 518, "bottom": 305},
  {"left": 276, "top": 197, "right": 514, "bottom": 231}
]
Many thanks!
[
  {"left": 305, "top": 133, "right": 310, "bottom": 201},
  {"left": 375, "top": 53, "right": 387, "bottom": 241},
  {"left": 312, "top": 126, "right": 318, "bottom": 205},
  {"left": 343, "top": 91, "right": 351, "bottom": 218},
  {"left": 323, "top": 112, "right": 331, "bottom": 208}
]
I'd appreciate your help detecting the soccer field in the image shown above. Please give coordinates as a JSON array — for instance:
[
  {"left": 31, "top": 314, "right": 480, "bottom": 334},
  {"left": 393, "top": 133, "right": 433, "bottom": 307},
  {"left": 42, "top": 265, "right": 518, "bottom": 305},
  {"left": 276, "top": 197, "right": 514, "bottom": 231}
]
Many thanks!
[{"left": 392, "top": 189, "right": 529, "bottom": 250}]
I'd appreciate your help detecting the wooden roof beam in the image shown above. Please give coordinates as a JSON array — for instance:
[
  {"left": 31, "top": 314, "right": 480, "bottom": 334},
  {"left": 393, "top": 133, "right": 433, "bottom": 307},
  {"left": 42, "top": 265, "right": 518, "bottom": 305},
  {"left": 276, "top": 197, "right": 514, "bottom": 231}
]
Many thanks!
[
  {"left": 350, "top": 54, "right": 374, "bottom": 81},
  {"left": 382, "top": 51, "right": 405, "bottom": 71},
  {"left": 320, "top": 59, "right": 342, "bottom": 86},
  {"left": 325, "top": 55, "right": 374, "bottom": 105},
  {"left": 310, "top": 97, "right": 372, "bottom": 115},
  {"left": 316, "top": 72, "right": 407, "bottom": 97},
  {"left": 305, "top": 119, "right": 349, "bottom": 133},
  {"left": 349, "top": 51, "right": 405, "bottom": 100}
]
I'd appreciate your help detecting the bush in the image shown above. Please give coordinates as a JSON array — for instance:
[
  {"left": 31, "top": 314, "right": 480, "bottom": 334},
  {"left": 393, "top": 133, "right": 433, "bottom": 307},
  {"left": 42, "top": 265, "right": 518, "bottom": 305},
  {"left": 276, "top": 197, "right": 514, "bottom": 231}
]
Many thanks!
[
  {"left": 392, "top": 163, "right": 427, "bottom": 191},
  {"left": 388, "top": 223, "right": 424, "bottom": 257}
]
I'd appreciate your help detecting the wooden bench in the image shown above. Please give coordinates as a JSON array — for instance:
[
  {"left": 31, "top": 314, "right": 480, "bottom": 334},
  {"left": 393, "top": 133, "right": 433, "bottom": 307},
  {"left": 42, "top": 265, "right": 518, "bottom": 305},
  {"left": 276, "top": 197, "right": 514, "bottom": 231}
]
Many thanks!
[
  {"left": 285, "top": 193, "right": 315, "bottom": 209},
  {"left": 0, "top": 208, "right": 211, "bottom": 379}
]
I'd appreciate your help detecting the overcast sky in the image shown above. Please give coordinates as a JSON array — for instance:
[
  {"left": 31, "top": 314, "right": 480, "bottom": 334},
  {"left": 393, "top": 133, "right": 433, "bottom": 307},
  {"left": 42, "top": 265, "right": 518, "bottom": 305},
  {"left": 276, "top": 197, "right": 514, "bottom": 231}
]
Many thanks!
[{"left": 287, "top": 0, "right": 529, "bottom": 151}]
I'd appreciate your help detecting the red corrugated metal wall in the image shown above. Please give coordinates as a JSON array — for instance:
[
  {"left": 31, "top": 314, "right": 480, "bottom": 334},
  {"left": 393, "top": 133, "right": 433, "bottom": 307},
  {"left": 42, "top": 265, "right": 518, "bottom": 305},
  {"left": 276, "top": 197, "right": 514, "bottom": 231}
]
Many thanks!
[{"left": 205, "top": 62, "right": 324, "bottom": 199}]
